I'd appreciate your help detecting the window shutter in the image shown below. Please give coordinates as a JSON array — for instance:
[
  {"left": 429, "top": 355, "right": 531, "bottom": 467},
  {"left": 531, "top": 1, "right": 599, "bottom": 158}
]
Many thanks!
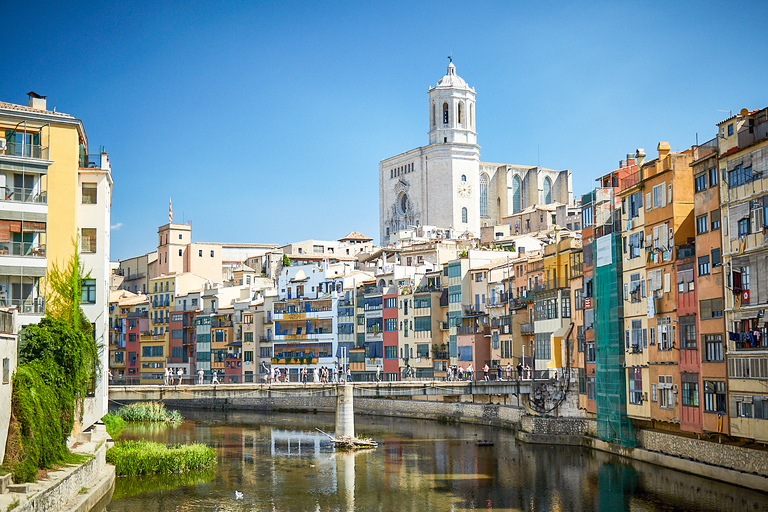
[
  {"left": 663, "top": 272, "right": 670, "bottom": 293},
  {"left": 668, "top": 183, "right": 673, "bottom": 204},
  {"left": 624, "top": 283, "right": 629, "bottom": 301},
  {"left": 661, "top": 182, "right": 667, "bottom": 207},
  {"left": 643, "top": 328, "right": 648, "bottom": 348},
  {"left": 641, "top": 280, "right": 646, "bottom": 297},
  {"left": 651, "top": 383, "right": 657, "bottom": 402},
  {"left": 646, "top": 192, "right": 652, "bottom": 211},
  {"left": 700, "top": 299, "right": 712, "bottom": 320},
  {"left": 625, "top": 330, "right": 630, "bottom": 348}
]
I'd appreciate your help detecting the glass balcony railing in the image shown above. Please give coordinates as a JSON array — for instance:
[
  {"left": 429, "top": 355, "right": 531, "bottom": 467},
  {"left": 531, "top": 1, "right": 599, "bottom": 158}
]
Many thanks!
[
  {"left": 2, "top": 298, "right": 45, "bottom": 314},
  {"left": 2, "top": 187, "right": 46, "bottom": 204},
  {"left": 2, "top": 142, "right": 49, "bottom": 160},
  {"left": 0, "top": 242, "right": 45, "bottom": 257}
]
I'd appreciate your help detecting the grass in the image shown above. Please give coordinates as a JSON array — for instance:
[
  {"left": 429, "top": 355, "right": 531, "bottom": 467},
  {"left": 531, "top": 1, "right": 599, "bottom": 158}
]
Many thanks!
[
  {"left": 114, "top": 403, "right": 183, "bottom": 424},
  {"left": 78, "top": 486, "right": 88, "bottom": 494},
  {"left": 6, "top": 496, "right": 19, "bottom": 511},
  {"left": 101, "top": 414, "right": 126, "bottom": 439},
  {"left": 106, "top": 440, "right": 216, "bottom": 476},
  {"left": 111, "top": 468, "right": 216, "bottom": 499}
]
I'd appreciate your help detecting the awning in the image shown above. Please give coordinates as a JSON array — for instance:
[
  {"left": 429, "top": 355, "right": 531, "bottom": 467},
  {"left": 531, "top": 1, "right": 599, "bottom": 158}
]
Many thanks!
[{"left": 226, "top": 341, "right": 242, "bottom": 347}]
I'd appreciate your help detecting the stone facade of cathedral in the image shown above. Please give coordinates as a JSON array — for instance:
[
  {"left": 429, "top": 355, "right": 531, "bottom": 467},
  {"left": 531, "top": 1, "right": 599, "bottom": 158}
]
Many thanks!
[{"left": 379, "top": 62, "right": 573, "bottom": 245}]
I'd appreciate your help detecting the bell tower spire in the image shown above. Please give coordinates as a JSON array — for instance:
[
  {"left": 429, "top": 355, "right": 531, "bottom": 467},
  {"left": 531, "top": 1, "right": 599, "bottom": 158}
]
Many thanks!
[{"left": 428, "top": 60, "right": 477, "bottom": 146}]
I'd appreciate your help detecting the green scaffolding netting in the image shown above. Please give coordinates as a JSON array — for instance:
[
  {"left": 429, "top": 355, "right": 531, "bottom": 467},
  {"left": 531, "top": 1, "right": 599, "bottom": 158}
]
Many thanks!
[{"left": 594, "top": 232, "right": 636, "bottom": 448}]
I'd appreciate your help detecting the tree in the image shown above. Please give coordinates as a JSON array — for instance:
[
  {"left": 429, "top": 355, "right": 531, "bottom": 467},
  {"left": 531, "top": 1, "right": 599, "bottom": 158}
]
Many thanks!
[{"left": 282, "top": 254, "right": 291, "bottom": 267}]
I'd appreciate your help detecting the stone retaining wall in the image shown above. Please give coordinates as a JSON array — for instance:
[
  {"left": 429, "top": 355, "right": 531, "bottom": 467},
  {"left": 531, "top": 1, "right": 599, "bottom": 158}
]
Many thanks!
[
  {"left": 636, "top": 429, "right": 768, "bottom": 477},
  {"left": 16, "top": 441, "right": 107, "bottom": 512}
]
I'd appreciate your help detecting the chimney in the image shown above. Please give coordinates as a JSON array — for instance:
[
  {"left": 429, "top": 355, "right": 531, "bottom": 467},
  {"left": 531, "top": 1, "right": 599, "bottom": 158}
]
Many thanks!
[
  {"left": 27, "top": 91, "right": 47, "bottom": 110},
  {"left": 657, "top": 141, "right": 671, "bottom": 160},
  {"left": 635, "top": 148, "right": 646, "bottom": 168}
]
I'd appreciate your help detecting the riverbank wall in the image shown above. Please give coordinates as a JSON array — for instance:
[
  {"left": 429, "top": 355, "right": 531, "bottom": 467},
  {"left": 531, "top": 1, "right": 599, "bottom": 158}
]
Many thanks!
[{"left": 153, "top": 394, "right": 768, "bottom": 492}]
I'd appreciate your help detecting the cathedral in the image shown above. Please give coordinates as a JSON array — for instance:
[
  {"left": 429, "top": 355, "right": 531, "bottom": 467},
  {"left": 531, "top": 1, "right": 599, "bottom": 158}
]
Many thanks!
[{"left": 379, "top": 61, "right": 573, "bottom": 245}]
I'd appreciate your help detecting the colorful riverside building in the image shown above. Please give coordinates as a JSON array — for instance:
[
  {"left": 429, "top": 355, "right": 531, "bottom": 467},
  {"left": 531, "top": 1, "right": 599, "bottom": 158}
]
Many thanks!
[
  {"left": 685, "top": 138, "right": 725, "bottom": 434},
  {"left": 0, "top": 93, "right": 112, "bottom": 427},
  {"left": 718, "top": 107, "right": 768, "bottom": 442},
  {"left": 109, "top": 291, "right": 149, "bottom": 384},
  {"left": 642, "top": 143, "right": 694, "bottom": 429}
]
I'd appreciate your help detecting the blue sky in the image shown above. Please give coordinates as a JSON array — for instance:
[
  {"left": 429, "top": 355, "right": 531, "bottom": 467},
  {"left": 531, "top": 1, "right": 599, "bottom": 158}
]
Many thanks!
[{"left": 3, "top": 1, "right": 766, "bottom": 260}]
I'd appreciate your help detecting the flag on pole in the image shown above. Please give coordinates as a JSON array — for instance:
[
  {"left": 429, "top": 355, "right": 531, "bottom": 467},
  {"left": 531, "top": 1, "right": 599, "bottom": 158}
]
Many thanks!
[{"left": 169, "top": 198, "right": 173, "bottom": 223}]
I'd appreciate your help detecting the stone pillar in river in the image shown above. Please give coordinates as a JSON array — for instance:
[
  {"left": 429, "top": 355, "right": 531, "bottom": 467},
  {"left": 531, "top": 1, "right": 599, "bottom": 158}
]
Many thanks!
[{"left": 335, "top": 384, "right": 354, "bottom": 439}]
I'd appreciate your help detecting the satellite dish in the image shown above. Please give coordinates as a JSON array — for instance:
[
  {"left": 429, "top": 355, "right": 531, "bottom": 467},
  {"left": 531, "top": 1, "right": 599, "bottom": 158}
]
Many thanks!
[{"left": 740, "top": 108, "right": 749, "bottom": 117}]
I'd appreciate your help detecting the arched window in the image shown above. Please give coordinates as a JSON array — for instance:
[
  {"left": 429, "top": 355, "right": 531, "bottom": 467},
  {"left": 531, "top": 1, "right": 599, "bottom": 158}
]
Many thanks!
[
  {"left": 512, "top": 175, "right": 522, "bottom": 213},
  {"left": 431, "top": 103, "right": 436, "bottom": 128},
  {"left": 458, "top": 103, "right": 463, "bottom": 125},
  {"left": 479, "top": 173, "right": 488, "bottom": 217},
  {"left": 461, "top": 174, "right": 466, "bottom": 182},
  {"left": 543, "top": 177, "right": 552, "bottom": 204},
  {"left": 470, "top": 104, "right": 473, "bottom": 127},
  {"left": 461, "top": 207, "right": 468, "bottom": 223},
  {"left": 443, "top": 102, "right": 449, "bottom": 124}
]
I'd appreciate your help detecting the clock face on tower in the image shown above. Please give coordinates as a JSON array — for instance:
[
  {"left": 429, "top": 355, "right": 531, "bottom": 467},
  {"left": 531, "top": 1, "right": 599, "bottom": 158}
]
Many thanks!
[{"left": 457, "top": 181, "right": 471, "bottom": 198}]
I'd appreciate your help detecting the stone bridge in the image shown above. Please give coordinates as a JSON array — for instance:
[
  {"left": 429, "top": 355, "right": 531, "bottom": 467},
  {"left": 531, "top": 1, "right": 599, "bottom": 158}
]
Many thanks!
[{"left": 108, "top": 380, "right": 534, "bottom": 403}]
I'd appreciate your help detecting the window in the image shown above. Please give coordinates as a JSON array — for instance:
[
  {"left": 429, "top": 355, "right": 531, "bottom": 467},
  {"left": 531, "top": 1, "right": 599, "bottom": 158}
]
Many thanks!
[
  {"left": 680, "top": 316, "right": 696, "bottom": 349},
  {"left": 729, "top": 164, "right": 758, "bottom": 188},
  {"left": 512, "top": 176, "right": 522, "bottom": 214},
  {"left": 82, "top": 183, "right": 97, "bottom": 204},
  {"left": 384, "top": 318, "right": 397, "bottom": 331},
  {"left": 587, "top": 377, "right": 595, "bottom": 400},
  {"left": 542, "top": 177, "right": 552, "bottom": 204},
  {"left": 458, "top": 345, "right": 473, "bottom": 361},
  {"left": 81, "top": 228, "right": 97, "bottom": 253},
  {"left": 2, "top": 358, "right": 9, "bottom": 384},
  {"left": 658, "top": 375, "right": 673, "bottom": 409},
  {"left": 738, "top": 217, "right": 750, "bottom": 237},
  {"left": 709, "top": 167, "right": 718, "bottom": 187},
  {"left": 736, "top": 401, "right": 752, "bottom": 418},
  {"left": 681, "top": 374, "right": 699, "bottom": 407},
  {"left": 698, "top": 255, "right": 710, "bottom": 276},
  {"left": 652, "top": 182, "right": 667, "bottom": 209},
  {"left": 711, "top": 248, "right": 721, "bottom": 268},
  {"left": 561, "top": 295, "right": 571, "bottom": 318},
  {"left": 535, "top": 332, "right": 551, "bottom": 360},
  {"left": 702, "top": 383, "right": 726, "bottom": 412},
  {"left": 81, "top": 279, "right": 96, "bottom": 303},
  {"left": 210, "top": 250, "right": 215, "bottom": 257},
  {"left": 696, "top": 214, "right": 708, "bottom": 234},
  {"left": 114, "top": 352, "right": 124, "bottom": 363},
  {"left": 704, "top": 334, "right": 723, "bottom": 362},
  {"left": 199, "top": 250, "right": 202, "bottom": 257},
  {"left": 443, "top": 102, "right": 449, "bottom": 124},
  {"left": 141, "top": 345, "right": 163, "bottom": 357},
  {"left": 479, "top": 173, "right": 488, "bottom": 217},
  {"left": 417, "top": 344, "right": 429, "bottom": 358},
  {"left": 628, "top": 368, "right": 643, "bottom": 405},
  {"left": 694, "top": 173, "right": 707, "bottom": 192},
  {"left": 458, "top": 103, "right": 463, "bottom": 124},
  {"left": 727, "top": 123, "right": 734, "bottom": 136},
  {"left": 710, "top": 209, "right": 720, "bottom": 230},
  {"left": 171, "top": 329, "right": 182, "bottom": 339},
  {"left": 461, "top": 207, "right": 467, "bottom": 223},
  {"left": 385, "top": 346, "right": 397, "bottom": 359},
  {"left": 414, "top": 316, "right": 431, "bottom": 332},
  {"left": 700, "top": 297, "right": 723, "bottom": 320}
]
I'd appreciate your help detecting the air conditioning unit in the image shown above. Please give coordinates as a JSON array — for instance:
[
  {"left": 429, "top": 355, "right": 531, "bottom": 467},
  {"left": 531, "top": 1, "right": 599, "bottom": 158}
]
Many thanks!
[{"left": 0, "top": 138, "right": 5, "bottom": 151}]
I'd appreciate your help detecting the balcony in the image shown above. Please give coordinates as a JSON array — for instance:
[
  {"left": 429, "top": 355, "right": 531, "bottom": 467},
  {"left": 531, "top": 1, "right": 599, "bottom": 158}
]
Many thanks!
[
  {"left": 0, "top": 241, "right": 45, "bottom": 257},
  {"left": 456, "top": 325, "right": 489, "bottom": 335},
  {"left": 79, "top": 153, "right": 104, "bottom": 169},
  {"left": 462, "top": 305, "right": 487, "bottom": 317},
  {"left": 620, "top": 171, "right": 641, "bottom": 191},
  {"left": 1, "top": 139, "right": 49, "bottom": 161},
  {"left": 415, "top": 284, "right": 442, "bottom": 293},
  {"left": 123, "top": 272, "right": 147, "bottom": 282},
  {"left": 127, "top": 310, "right": 148, "bottom": 319},
  {"left": 439, "top": 321, "right": 449, "bottom": 331},
  {"left": 734, "top": 333, "right": 768, "bottom": 350},
  {"left": 1, "top": 187, "right": 47, "bottom": 204},
  {"left": 676, "top": 243, "right": 695, "bottom": 260},
  {"left": 531, "top": 278, "right": 569, "bottom": 295},
  {"left": 3, "top": 297, "right": 45, "bottom": 314},
  {"left": 521, "top": 322, "right": 535, "bottom": 335}
]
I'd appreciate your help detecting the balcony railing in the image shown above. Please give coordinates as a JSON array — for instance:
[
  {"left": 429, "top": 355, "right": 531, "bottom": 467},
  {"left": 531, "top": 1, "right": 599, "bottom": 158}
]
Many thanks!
[
  {"left": 734, "top": 333, "right": 768, "bottom": 350},
  {"left": 456, "top": 325, "right": 488, "bottom": 335},
  {"left": 124, "top": 272, "right": 147, "bottom": 282},
  {"left": 620, "top": 171, "right": 641, "bottom": 191},
  {"left": 521, "top": 322, "right": 535, "bottom": 335},
  {"left": 2, "top": 141, "right": 48, "bottom": 160},
  {"left": 0, "top": 242, "right": 45, "bottom": 257},
  {"left": 3, "top": 297, "right": 45, "bottom": 314},
  {"left": 2, "top": 187, "right": 46, "bottom": 204},
  {"left": 79, "top": 154, "right": 103, "bottom": 169},
  {"left": 531, "top": 278, "right": 569, "bottom": 294}
]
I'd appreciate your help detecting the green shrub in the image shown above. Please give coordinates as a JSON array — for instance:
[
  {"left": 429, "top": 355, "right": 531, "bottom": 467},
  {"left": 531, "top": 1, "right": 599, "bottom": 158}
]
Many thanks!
[
  {"left": 106, "top": 440, "right": 216, "bottom": 476},
  {"left": 114, "top": 402, "right": 183, "bottom": 423},
  {"left": 101, "top": 413, "right": 126, "bottom": 439}
]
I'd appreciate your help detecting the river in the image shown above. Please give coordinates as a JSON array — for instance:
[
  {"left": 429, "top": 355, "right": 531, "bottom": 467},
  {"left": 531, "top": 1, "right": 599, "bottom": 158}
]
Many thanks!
[{"left": 98, "top": 408, "right": 768, "bottom": 511}]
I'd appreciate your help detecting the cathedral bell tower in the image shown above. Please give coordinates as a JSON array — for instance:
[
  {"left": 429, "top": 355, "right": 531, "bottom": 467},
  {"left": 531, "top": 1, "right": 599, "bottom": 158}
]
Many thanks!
[{"left": 428, "top": 60, "right": 477, "bottom": 146}]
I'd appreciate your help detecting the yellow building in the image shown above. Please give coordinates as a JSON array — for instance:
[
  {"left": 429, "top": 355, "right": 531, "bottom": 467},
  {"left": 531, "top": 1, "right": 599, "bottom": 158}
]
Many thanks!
[{"left": 0, "top": 93, "right": 112, "bottom": 428}]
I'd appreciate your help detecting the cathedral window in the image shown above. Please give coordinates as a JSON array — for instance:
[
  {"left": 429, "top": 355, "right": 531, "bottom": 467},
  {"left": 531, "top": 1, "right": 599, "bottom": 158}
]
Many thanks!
[
  {"left": 432, "top": 103, "right": 436, "bottom": 128},
  {"left": 461, "top": 175, "right": 466, "bottom": 182},
  {"left": 543, "top": 177, "right": 552, "bottom": 204},
  {"left": 458, "top": 103, "right": 463, "bottom": 125},
  {"left": 470, "top": 104, "right": 473, "bottom": 127},
  {"left": 443, "top": 103, "right": 449, "bottom": 124},
  {"left": 462, "top": 207, "right": 468, "bottom": 223},
  {"left": 512, "top": 175, "right": 522, "bottom": 213},
  {"left": 480, "top": 173, "right": 488, "bottom": 218}
]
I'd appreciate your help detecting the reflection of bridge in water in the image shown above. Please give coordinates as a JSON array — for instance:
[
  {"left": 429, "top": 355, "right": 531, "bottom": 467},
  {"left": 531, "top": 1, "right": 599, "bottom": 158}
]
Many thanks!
[{"left": 270, "top": 429, "right": 334, "bottom": 458}]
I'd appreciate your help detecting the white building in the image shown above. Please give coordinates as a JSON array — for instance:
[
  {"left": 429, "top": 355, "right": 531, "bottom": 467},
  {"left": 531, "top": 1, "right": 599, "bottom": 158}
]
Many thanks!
[{"left": 379, "top": 61, "right": 573, "bottom": 245}]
